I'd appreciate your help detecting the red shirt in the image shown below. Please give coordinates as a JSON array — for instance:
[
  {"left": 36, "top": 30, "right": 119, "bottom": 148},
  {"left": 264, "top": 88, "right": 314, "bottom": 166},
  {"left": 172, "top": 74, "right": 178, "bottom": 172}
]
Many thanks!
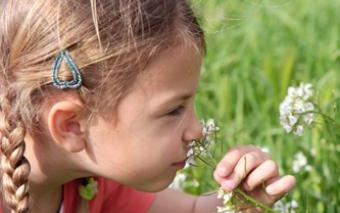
[{"left": 1, "top": 177, "right": 156, "bottom": 213}]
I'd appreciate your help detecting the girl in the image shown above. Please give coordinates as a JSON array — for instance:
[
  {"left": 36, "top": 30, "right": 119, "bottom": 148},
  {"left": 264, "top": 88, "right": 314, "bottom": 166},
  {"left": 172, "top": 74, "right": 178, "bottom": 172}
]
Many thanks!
[{"left": 0, "top": 0, "right": 296, "bottom": 212}]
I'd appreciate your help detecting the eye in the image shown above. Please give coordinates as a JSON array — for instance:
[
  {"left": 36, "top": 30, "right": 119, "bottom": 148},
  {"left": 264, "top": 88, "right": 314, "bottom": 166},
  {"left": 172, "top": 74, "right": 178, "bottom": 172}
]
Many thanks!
[{"left": 167, "top": 105, "right": 185, "bottom": 116}]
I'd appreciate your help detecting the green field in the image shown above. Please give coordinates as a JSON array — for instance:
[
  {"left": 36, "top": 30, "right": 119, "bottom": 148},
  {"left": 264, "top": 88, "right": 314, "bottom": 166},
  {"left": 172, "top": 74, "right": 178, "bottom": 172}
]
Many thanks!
[{"left": 177, "top": 0, "right": 340, "bottom": 212}]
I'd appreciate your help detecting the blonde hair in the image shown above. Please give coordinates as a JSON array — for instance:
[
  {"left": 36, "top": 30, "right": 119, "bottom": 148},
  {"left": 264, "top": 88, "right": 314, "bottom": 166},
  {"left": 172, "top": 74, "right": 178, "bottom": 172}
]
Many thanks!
[{"left": 0, "top": 0, "right": 204, "bottom": 212}]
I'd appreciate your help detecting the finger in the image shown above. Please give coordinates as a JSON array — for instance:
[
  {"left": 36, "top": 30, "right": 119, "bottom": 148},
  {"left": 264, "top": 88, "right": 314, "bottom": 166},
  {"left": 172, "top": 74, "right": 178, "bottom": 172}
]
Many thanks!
[
  {"left": 239, "top": 176, "right": 295, "bottom": 208},
  {"left": 243, "top": 160, "right": 279, "bottom": 192},
  {"left": 221, "top": 151, "right": 270, "bottom": 192},
  {"left": 214, "top": 145, "right": 259, "bottom": 182},
  {"left": 265, "top": 175, "right": 296, "bottom": 197}
]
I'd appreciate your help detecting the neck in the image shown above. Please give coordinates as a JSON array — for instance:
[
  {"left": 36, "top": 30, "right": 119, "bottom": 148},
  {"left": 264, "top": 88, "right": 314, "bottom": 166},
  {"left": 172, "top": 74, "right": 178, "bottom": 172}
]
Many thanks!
[
  {"left": 28, "top": 184, "right": 63, "bottom": 213},
  {"left": 21, "top": 132, "right": 89, "bottom": 212}
]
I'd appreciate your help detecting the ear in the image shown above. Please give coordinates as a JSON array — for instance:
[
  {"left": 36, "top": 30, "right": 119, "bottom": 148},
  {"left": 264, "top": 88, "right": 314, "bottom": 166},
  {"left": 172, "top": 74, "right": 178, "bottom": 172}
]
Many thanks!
[{"left": 47, "top": 101, "right": 87, "bottom": 153}]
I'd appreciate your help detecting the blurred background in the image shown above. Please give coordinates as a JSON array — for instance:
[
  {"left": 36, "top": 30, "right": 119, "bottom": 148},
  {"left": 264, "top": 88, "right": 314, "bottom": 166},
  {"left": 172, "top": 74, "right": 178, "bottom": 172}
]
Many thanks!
[{"left": 175, "top": 0, "right": 340, "bottom": 212}]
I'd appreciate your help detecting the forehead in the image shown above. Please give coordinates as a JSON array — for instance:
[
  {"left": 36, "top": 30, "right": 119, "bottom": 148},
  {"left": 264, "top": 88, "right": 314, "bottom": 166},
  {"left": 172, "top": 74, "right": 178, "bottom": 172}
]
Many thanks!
[{"left": 134, "top": 42, "right": 203, "bottom": 102}]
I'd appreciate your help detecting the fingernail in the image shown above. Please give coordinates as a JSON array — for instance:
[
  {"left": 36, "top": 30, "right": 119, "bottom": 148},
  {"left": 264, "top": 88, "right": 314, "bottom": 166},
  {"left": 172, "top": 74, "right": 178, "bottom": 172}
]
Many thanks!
[
  {"left": 217, "top": 167, "right": 227, "bottom": 177},
  {"left": 222, "top": 179, "right": 234, "bottom": 192},
  {"left": 266, "top": 185, "right": 276, "bottom": 195}
]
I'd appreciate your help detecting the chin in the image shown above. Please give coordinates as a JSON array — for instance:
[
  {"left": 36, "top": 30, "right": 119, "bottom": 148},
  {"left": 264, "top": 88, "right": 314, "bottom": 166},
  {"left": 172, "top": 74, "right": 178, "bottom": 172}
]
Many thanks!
[
  {"left": 133, "top": 173, "right": 177, "bottom": 192},
  {"left": 138, "top": 182, "right": 172, "bottom": 192}
]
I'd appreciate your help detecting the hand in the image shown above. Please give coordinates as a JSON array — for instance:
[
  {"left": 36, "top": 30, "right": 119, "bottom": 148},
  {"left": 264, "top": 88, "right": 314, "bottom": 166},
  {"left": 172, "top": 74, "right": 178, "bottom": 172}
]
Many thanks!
[{"left": 213, "top": 145, "right": 296, "bottom": 213}]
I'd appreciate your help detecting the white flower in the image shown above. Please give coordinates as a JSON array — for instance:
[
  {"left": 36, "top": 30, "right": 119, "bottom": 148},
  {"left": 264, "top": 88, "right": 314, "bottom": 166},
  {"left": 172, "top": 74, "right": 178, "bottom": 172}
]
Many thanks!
[
  {"left": 216, "top": 187, "right": 240, "bottom": 213},
  {"left": 279, "top": 83, "right": 315, "bottom": 136},
  {"left": 191, "top": 179, "right": 200, "bottom": 187},
  {"left": 260, "top": 146, "right": 270, "bottom": 153},
  {"left": 288, "top": 115, "right": 298, "bottom": 126},
  {"left": 310, "top": 148, "right": 316, "bottom": 156},
  {"left": 274, "top": 199, "right": 299, "bottom": 213},
  {"left": 169, "top": 173, "right": 187, "bottom": 189},
  {"left": 295, "top": 125, "right": 304, "bottom": 136},
  {"left": 201, "top": 119, "right": 219, "bottom": 145},
  {"left": 217, "top": 187, "right": 233, "bottom": 203},
  {"left": 185, "top": 148, "right": 196, "bottom": 168},
  {"left": 186, "top": 119, "right": 219, "bottom": 168},
  {"left": 305, "top": 165, "right": 312, "bottom": 171},
  {"left": 202, "top": 119, "right": 219, "bottom": 135},
  {"left": 216, "top": 206, "right": 239, "bottom": 213},
  {"left": 289, "top": 200, "right": 299, "bottom": 209},
  {"left": 292, "top": 152, "right": 312, "bottom": 173}
]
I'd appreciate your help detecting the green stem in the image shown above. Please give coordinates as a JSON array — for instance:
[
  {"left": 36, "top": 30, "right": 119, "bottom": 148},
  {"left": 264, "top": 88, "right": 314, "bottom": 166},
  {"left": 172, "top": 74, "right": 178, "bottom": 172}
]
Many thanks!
[
  {"left": 197, "top": 155, "right": 215, "bottom": 168},
  {"left": 192, "top": 128, "right": 281, "bottom": 213},
  {"left": 234, "top": 188, "right": 279, "bottom": 213},
  {"left": 197, "top": 154, "right": 278, "bottom": 213},
  {"left": 309, "top": 110, "right": 340, "bottom": 129}
]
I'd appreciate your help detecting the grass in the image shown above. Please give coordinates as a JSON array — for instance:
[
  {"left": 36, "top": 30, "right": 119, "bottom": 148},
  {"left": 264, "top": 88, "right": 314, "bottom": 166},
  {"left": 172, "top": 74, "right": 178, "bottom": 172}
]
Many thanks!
[{"left": 178, "top": 0, "right": 340, "bottom": 212}]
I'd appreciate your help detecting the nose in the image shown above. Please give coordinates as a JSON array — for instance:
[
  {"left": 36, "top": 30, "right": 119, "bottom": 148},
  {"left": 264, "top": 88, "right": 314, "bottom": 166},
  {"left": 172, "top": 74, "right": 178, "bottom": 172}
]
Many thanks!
[{"left": 182, "top": 112, "right": 203, "bottom": 143}]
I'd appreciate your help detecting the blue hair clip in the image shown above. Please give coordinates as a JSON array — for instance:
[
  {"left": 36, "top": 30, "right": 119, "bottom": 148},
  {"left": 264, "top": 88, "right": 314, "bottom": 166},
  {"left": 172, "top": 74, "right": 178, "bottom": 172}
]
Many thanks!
[{"left": 51, "top": 50, "right": 82, "bottom": 89}]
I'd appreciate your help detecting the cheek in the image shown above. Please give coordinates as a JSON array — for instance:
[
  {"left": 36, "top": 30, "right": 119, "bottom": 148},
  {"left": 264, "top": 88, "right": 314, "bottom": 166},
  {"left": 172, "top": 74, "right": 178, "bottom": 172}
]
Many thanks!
[
  {"left": 89, "top": 128, "right": 181, "bottom": 189},
  {"left": 87, "top": 116, "right": 183, "bottom": 183},
  {"left": 151, "top": 118, "right": 184, "bottom": 139}
]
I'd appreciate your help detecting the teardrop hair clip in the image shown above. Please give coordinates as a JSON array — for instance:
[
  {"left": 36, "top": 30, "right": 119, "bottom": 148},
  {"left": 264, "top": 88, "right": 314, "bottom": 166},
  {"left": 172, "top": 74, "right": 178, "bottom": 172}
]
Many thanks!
[{"left": 51, "top": 50, "right": 82, "bottom": 89}]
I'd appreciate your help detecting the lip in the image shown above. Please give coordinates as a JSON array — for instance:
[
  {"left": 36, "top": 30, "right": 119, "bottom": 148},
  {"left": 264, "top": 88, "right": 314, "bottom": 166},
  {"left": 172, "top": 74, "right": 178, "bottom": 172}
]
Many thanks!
[{"left": 172, "top": 157, "right": 188, "bottom": 167}]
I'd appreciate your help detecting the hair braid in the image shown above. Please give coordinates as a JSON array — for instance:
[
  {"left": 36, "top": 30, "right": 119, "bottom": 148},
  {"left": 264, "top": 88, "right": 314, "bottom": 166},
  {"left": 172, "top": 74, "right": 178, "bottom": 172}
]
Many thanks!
[{"left": 0, "top": 91, "right": 30, "bottom": 213}]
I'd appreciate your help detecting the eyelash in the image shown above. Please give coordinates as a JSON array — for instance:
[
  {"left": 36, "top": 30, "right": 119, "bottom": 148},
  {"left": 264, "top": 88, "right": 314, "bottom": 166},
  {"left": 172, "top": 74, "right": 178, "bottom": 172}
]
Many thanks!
[{"left": 167, "top": 105, "right": 185, "bottom": 116}]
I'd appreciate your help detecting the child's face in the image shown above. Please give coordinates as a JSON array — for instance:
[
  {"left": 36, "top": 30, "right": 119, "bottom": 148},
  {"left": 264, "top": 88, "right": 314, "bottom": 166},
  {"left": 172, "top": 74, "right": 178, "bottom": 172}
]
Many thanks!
[{"left": 87, "top": 42, "right": 203, "bottom": 192}]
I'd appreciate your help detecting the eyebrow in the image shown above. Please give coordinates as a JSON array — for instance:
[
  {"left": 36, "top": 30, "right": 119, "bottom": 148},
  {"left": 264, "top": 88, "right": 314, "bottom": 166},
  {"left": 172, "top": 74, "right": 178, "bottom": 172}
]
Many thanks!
[
  {"left": 174, "top": 93, "right": 192, "bottom": 101},
  {"left": 159, "top": 92, "right": 196, "bottom": 106},
  {"left": 151, "top": 92, "right": 196, "bottom": 115}
]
